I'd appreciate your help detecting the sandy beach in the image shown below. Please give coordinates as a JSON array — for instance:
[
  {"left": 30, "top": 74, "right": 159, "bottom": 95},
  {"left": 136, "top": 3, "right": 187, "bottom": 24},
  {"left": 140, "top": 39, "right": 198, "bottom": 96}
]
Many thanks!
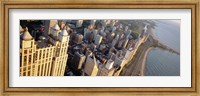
[
  {"left": 120, "top": 40, "right": 153, "bottom": 76},
  {"left": 140, "top": 47, "right": 153, "bottom": 76},
  {"left": 120, "top": 22, "right": 180, "bottom": 76},
  {"left": 120, "top": 33, "right": 154, "bottom": 76}
]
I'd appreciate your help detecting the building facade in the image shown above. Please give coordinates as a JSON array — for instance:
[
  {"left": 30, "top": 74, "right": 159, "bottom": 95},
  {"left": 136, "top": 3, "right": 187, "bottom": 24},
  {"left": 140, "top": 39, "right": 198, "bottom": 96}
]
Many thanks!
[
  {"left": 83, "top": 55, "right": 98, "bottom": 76},
  {"left": 20, "top": 24, "right": 69, "bottom": 76}
]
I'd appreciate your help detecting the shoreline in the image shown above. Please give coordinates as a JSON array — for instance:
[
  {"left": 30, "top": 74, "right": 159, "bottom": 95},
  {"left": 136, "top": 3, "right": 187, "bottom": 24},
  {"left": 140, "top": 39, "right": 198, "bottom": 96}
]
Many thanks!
[
  {"left": 120, "top": 29, "right": 179, "bottom": 76},
  {"left": 120, "top": 32, "right": 153, "bottom": 76},
  {"left": 120, "top": 39, "right": 152, "bottom": 76},
  {"left": 140, "top": 47, "right": 153, "bottom": 76}
]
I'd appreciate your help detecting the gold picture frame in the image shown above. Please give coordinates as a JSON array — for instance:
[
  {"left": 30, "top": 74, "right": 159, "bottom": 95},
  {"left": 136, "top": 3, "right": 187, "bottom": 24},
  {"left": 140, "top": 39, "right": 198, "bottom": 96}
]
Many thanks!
[{"left": 0, "top": 0, "right": 199, "bottom": 95}]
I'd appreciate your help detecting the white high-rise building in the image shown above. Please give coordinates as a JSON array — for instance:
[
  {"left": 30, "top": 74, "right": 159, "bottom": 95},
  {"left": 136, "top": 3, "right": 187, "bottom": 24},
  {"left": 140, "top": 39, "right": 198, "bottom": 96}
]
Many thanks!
[
  {"left": 111, "top": 34, "right": 119, "bottom": 47},
  {"left": 94, "top": 35, "right": 102, "bottom": 46},
  {"left": 76, "top": 20, "right": 83, "bottom": 27},
  {"left": 58, "top": 26, "right": 69, "bottom": 43},
  {"left": 105, "top": 59, "right": 114, "bottom": 70},
  {"left": 122, "top": 38, "right": 129, "bottom": 48},
  {"left": 93, "top": 29, "right": 98, "bottom": 41},
  {"left": 50, "top": 24, "right": 61, "bottom": 37},
  {"left": 84, "top": 55, "right": 98, "bottom": 76},
  {"left": 84, "top": 28, "right": 89, "bottom": 39},
  {"left": 112, "top": 26, "right": 116, "bottom": 32},
  {"left": 90, "top": 20, "right": 96, "bottom": 26},
  {"left": 125, "top": 26, "right": 129, "bottom": 32}
]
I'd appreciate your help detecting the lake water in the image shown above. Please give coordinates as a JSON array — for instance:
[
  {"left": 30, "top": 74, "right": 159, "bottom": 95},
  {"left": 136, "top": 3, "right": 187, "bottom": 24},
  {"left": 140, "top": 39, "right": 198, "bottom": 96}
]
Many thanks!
[{"left": 145, "top": 20, "right": 180, "bottom": 76}]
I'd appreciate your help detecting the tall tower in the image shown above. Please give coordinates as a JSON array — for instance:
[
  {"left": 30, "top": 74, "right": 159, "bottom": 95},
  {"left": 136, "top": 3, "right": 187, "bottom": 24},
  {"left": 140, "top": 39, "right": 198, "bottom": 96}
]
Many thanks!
[
  {"left": 76, "top": 20, "right": 83, "bottom": 28},
  {"left": 20, "top": 27, "right": 56, "bottom": 76},
  {"left": 43, "top": 20, "right": 58, "bottom": 37},
  {"left": 51, "top": 23, "right": 61, "bottom": 38},
  {"left": 20, "top": 24, "right": 70, "bottom": 76},
  {"left": 90, "top": 20, "right": 96, "bottom": 27},
  {"left": 111, "top": 34, "right": 119, "bottom": 47},
  {"left": 94, "top": 34, "right": 102, "bottom": 46},
  {"left": 50, "top": 26, "right": 70, "bottom": 76},
  {"left": 84, "top": 55, "right": 98, "bottom": 76},
  {"left": 83, "top": 28, "right": 89, "bottom": 39},
  {"left": 20, "top": 27, "right": 36, "bottom": 76}
]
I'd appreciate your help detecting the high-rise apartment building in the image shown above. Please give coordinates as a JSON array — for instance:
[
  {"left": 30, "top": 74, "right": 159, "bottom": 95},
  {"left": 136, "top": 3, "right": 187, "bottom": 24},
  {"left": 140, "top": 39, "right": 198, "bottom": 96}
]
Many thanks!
[
  {"left": 76, "top": 20, "right": 83, "bottom": 28},
  {"left": 83, "top": 55, "right": 98, "bottom": 76},
  {"left": 20, "top": 24, "right": 69, "bottom": 76},
  {"left": 97, "top": 65, "right": 115, "bottom": 76}
]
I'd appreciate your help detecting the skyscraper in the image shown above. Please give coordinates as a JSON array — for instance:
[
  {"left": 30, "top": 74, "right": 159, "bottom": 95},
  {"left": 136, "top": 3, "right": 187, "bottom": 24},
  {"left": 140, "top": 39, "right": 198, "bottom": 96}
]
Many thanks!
[
  {"left": 72, "top": 52, "right": 86, "bottom": 70},
  {"left": 76, "top": 20, "right": 83, "bottom": 28},
  {"left": 83, "top": 55, "right": 98, "bottom": 76},
  {"left": 94, "top": 34, "right": 102, "bottom": 46},
  {"left": 20, "top": 24, "right": 70, "bottom": 76}
]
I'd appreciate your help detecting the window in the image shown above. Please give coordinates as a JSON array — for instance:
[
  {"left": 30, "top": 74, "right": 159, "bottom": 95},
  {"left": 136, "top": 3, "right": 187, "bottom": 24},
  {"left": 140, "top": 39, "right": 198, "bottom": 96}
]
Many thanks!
[{"left": 24, "top": 50, "right": 27, "bottom": 54}]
